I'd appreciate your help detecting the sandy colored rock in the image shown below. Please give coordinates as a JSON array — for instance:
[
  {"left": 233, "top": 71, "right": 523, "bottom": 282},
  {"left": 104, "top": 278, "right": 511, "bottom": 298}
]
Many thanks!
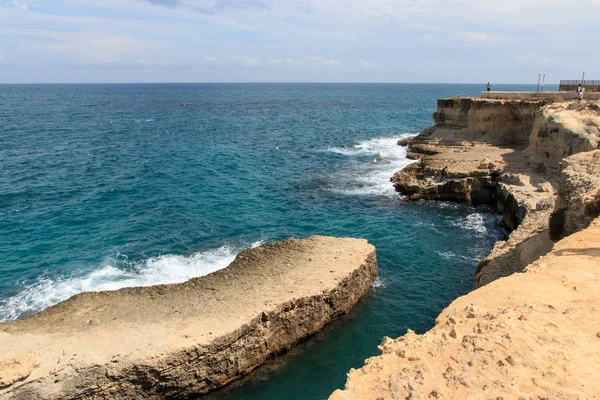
[
  {"left": 330, "top": 218, "right": 600, "bottom": 400},
  {"left": 393, "top": 98, "right": 600, "bottom": 288},
  {"left": 0, "top": 236, "right": 377, "bottom": 399},
  {"left": 0, "top": 355, "right": 39, "bottom": 390},
  {"left": 397, "top": 137, "right": 415, "bottom": 147},
  {"left": 422, "top": 97, "right": 546, "bottom": 146},
  {"left": 550, "top": 150, "right": 600, "bottom": 241},
  {"left": 527, "top": 102, "right": 600, "bottom": 168},
  {"left": 332, "top": 97, "right": 600, "bottom": 400}
]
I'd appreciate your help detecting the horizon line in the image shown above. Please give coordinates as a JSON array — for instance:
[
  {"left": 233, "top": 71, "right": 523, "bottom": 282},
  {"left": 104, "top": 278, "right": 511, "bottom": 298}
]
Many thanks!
[{"left": 0, "top": 81, "right": 560, "bottom": 85}]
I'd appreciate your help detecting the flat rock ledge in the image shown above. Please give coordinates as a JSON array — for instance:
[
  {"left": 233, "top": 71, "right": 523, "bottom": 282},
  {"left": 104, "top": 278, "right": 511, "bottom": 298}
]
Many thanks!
[
  {"left": 394, "top": 99, "right": 600, "bottom": 288},
  {"left": 330, "top": 218, "right": 600, "bottom": 400},
  {"left": 0, "top": 236, "right": 377, "bottom": 400}
]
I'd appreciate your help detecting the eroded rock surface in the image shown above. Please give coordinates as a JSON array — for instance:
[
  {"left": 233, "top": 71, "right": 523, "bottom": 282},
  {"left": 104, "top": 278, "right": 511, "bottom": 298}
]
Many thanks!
[
  {"left": 393, "top": 98, "right": 600, "bottom": 287},
  {"left": 527, "top": 102, "right": 600, "bottom": 168},
  {"left": 331, "top": 218, "right": 600, "bottom": 400},
  {"left": 551, "top": 150, "right": 600, "bottom": 241},
  {"left": 0, "top": 236, "right": 377, "bottom": 400}
]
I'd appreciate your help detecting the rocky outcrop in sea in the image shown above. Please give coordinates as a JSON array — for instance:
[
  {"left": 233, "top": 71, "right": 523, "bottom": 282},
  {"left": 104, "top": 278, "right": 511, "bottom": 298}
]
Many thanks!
[{"left": 0, "top": 236, "right": 377, "bottom": 399}]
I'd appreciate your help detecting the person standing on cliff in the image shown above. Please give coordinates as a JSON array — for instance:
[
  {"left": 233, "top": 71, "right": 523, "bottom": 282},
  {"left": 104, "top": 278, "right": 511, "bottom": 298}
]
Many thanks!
[
  {"left": 577, "top": 84, "right": 584, "bottom": 101},
  {"left": 486, "top": 82, "right": 492, "bottom": 92},
  {"left": 440, "top": 166, "right": 448, "bottom": 182}
]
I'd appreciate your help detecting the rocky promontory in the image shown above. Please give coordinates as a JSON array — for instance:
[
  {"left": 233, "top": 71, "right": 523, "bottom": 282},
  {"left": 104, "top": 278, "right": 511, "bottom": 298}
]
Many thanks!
[
  {"left": 0, "top": 236, "right": 377, "bottom": 399},
  {"left": 330, "top": 217, "right": 600, "bottom": 400},
  {"left": 330, "top": 97, "right": 600, "bottom": 399},
  {"left": 393, "top": 98, "right": 600, "bottom": 288}
]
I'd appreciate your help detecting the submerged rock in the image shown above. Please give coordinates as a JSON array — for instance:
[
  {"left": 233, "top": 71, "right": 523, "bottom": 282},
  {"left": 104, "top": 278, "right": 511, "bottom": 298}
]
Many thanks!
[{"left": 0, "top": 236, "right": 377, "bottom": 399}]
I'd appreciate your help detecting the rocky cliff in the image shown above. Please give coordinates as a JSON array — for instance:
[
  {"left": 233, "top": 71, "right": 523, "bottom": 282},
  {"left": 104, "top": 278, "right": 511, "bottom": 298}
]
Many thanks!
[
  {"left": 330, "top": 98, "right": 600, "bottom": 400},
  {"left": 527, "top": 102, "right": 600, "bottom": 168},
  {"left": 550, "top": 150, "right": 600, "bottom": 240},
  {"left": 330, "top": 217, "right": 600, "bottom": 400},
  {"left": 0, "top": 236, "right": 377, "bottom": 400},
  {"left": 421, "top": 97, "right": 545, "bottom": 146},
  {"left": 393, "top": 98, "right": 600, "bottom": 288}
]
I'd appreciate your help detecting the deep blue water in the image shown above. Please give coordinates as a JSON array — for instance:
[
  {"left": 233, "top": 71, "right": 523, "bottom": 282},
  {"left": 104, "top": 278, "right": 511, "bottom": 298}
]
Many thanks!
[{"left": 0, "top": 83, "right": 544, "bottom": 399}]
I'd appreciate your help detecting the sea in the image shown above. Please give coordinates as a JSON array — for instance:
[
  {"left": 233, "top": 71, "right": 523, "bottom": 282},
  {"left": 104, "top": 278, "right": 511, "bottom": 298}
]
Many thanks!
[{"left": 0, "top": 83, "right": 551, "bottom": 399}]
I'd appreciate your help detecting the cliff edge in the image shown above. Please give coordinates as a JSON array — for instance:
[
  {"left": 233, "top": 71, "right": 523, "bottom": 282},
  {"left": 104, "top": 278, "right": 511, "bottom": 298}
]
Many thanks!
[
  {"left": 330, "top": 217, "right": 600, "bottom": 400},
  {"left": 393, "top": 98, "right": 600, "bottom": 288},
  {"left": 330, "top": 98, "right": 600, "bottom": 400},
  {"left": 0, "top": 236, "right": 377, "bottom": 400}
]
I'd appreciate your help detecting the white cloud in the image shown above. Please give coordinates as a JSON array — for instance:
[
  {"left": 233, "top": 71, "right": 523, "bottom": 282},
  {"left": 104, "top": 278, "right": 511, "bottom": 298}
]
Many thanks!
[
  {"left": 269, "top": 56, "right": 341, "bottom": 67},
  {"left": 1, "top": 0, "right": 600, "bottom": 82},
  {"left": 358, "top": 59, "right": 379, "bottom": 68},
  {"left": 515, "top": 53, "right": 555, "bottom": 66},
  {"left": 4, "top": 23, "right": 174, "bottom": 65},
  {"left": 142, "top": 0, "right": 273, "bottom": 14},
  {"left": 302, "top": 56, "right": 341, "bottom": 67},
  {"left": 233, "top": 55, "right": 262, "bottom": 66},
  {"left": 450, "top": 61, "right": 478, "bottom": 69},
  {"left": 463, "top": 32, "right": 491, "bottom": 42},
  {"left": 215, "top": 19, "right": 251, "bottom": 30},
  {"left": 12, "top": 0, "right": 28, "bottom": 11},
  {"left": 270, "top": 58, "right": 299, "bottom": 66}
]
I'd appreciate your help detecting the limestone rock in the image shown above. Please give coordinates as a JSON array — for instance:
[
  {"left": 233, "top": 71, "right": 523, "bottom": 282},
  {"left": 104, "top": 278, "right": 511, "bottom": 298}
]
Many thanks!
[
  {"left": 0, "top": 236, "right": 377, "bottom": 400},
  {"left": 478, "top": 158, "right": 493, "bottom": 170},
  {"left": 499, "top": 173, "right": 526, "bottom": 186},
  {"left": 0, "top": 355, "right": 39, "bottom": 390},
  {"left": 330, "top": 218, "right": 600, "bottom": 400},
  {"left": 526, "top": 101, "right": 600, "bottom": 169},
  {"left": 536, "top": 182, "right": 554, "bottom": 193},
  {"left": 397, "top": 137, "right": 415, "bottom": 147},
  {"left": 550, "top": 150, "right": 600, "bottom": 240},
  {"left": 393, "top": 98, "right": 600, "bottom": 289}
]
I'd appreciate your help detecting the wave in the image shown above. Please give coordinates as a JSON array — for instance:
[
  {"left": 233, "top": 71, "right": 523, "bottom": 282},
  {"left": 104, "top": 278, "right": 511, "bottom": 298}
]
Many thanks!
[
  {"left": 325, "top": 135, "right": 414, "bottom": 158},
  {"left": 371, "top": 277, "right": 386, "bottom": 290},
  {"left": 459, "top": 213, "right": 488, "bottom": 234},
  {"left": 436, "top": 251, "right": 480, "bottom": 262},
  {"left": 0, "top": 242, "right": 262, "bottom": 322},
  {"left": 324, "top": 134, "right": 417, "bottom": 197}
]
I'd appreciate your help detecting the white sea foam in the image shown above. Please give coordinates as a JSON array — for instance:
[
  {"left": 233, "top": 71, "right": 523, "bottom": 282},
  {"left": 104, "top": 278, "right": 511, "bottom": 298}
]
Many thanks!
[
  {"left": 436, "top": 251, "right": 479, "bottom": 262},
  {"left": 326, "top": 135, "right": 417, "bottom": 197},
  {"left": 0, "top": 243, "right": 262, "bottom": 322},
  {"left": 371, "top": 276, "right": 386, "bottom": 290},
  {"left": 462, "top": 213, "right": 487, "bottom": 234}
]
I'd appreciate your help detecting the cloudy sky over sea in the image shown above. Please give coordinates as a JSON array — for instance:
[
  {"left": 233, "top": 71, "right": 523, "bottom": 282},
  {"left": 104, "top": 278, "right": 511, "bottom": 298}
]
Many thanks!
[{"left": 0, "top": 0, "right": 598, "bottom": 83}]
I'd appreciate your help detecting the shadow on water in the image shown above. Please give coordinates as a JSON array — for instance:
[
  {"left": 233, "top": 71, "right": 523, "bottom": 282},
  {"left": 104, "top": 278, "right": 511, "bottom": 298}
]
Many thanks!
[{"left": 198, "top": 292, "right": 397, "bottom": 400}]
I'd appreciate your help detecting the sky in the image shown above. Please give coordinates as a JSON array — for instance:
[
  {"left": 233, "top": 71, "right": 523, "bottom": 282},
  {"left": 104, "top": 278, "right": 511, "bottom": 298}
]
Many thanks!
[{"left": 0, "top": 0, "right": 598, "bottom": 83}]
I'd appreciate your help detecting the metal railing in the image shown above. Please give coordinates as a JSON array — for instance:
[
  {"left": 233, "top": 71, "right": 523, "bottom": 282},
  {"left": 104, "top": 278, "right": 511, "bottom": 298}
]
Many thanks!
[{"left": 560, "top": 80, "right": 600, "bottom": 85}]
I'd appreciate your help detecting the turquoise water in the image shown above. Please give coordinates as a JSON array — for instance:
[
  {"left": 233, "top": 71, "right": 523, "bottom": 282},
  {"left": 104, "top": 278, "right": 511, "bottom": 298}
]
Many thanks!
[{"left": 0, "top": 83, "right": 544, "bottom": 399}]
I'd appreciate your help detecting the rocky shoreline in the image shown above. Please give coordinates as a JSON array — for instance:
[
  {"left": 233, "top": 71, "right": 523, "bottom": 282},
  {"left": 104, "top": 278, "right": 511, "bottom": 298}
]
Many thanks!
[
  {"left": 331, "top": 97, "right": 600, "bottom": 399},
  {"left": 331, "top": 217, "right": 600, "bottom": 399},
  {"left": 392, "top": 97, "right": 600, "bottom": 288},
  {"left": 0, "top": 236, "right": 377, "bottom": 399}
]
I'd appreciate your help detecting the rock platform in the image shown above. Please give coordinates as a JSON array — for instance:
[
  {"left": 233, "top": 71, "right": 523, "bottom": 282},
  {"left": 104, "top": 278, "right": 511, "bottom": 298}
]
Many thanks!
[{"left": 0, "top": 236, "right": 377, "bottom": 399}]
